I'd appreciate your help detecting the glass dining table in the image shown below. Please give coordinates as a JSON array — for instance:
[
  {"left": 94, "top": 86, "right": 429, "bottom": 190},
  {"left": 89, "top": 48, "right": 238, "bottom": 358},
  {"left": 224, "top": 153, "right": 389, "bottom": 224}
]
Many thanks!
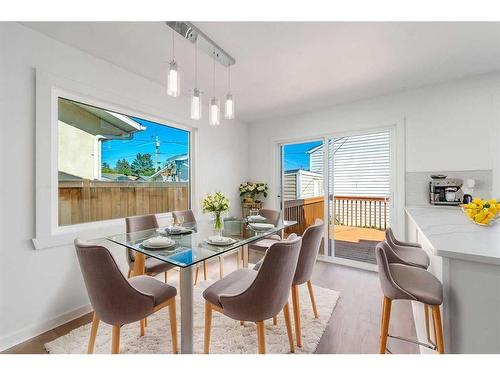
[{"left": 106, "top": 217, "right": 297, "bottom": 354}]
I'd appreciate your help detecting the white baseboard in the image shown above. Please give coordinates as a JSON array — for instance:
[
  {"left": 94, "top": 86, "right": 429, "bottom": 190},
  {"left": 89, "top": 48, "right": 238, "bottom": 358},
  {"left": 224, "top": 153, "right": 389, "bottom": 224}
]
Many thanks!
[{"left": 0, "top": 303, "right": 92, "bottom": 352}]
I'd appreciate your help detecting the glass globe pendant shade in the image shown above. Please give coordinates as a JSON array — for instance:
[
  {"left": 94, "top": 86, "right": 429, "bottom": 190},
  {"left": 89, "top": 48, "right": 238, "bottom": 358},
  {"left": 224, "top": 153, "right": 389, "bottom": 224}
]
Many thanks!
[
  {"left": 190, "top": 88, "right": 202, "bottom": 120},
  {"left": 167, "top": 60, "right": 180, "bottom": 97},
  {"left": 209, "top": 97, "right": 220, "bottom": 126},
  {"left": 224, "top": 93, "right": 234, "bottom": 120}
]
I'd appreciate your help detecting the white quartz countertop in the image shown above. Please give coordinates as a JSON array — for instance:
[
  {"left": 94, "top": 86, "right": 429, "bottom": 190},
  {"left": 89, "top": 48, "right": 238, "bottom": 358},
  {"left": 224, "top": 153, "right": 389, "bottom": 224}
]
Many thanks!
[{"left": 405, "top": 206, "right": 500, "bottom": 265}]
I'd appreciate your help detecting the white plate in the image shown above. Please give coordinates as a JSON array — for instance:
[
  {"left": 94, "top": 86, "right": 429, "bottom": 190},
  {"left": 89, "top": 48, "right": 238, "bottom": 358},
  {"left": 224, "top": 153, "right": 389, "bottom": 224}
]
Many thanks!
[
  {"left": 205, "top": 237, "right": 237, "bottom": 246},
  {"left": 156, "top": 226, "right": 192, "bottom": 235},
  {"left": 249, "top": 223, "right": 275, "bottom": 231},
  {"left": 248, "top": 215, "right": 267, "bottom": 222},
  {"left": 142, "top": 237, "right": 175, "bottom": 249}
]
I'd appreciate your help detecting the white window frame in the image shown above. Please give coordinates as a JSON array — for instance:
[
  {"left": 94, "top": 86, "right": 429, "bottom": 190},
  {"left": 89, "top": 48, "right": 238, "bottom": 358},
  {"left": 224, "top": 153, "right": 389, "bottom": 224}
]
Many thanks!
[{"left": 33, "top": 70, "right": 196, "bottom": 249}]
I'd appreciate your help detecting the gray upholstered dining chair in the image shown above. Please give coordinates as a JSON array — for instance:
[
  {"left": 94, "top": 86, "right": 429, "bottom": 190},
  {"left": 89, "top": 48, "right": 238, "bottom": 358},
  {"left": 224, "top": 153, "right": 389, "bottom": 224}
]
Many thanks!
[
  {"left": 248, "top": 208, "right": 282, "bottom": 253},
  {"left": 375, "top": 241, "right": 444, "bottom": 354},
  {"left": 203, "top": 235, "right": 302, "bottom": 354},
  {"left": 173, "top": 209, "right": 238, "bottom": 284},
  {"left": 75, "top": 239, "right": 178, "bottom": 354},
  {"left": 125, "top": 214, "right": 176, "bottom": 282},
  {"left": 254, "top": 218, "right": 324, "bottom": 347}
]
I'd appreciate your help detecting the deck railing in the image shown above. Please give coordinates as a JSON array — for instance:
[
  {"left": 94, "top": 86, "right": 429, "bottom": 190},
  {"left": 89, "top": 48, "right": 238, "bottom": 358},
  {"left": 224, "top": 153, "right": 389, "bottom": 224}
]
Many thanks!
[
  {"left": 284, "top": 195, "right": 389, "bottom": 234},
  {"left": 58, "top": 179, "right": 189, "bottom": 226}
]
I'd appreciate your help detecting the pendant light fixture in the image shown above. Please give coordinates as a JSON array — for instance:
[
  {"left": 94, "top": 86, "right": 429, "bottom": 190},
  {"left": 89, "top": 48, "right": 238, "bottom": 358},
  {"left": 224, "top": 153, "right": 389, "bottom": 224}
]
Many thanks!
[
  {"left": 190, "top": 41, "right": 202, "bottom": 120},
  {"left": 167, "top": 29, "right": 180, "bottom": 97},
  {"left": 224, "top": 66, "right": 234, "bottom": 120},
  {"left": 209, "top": 49, "right": 220, "bottom": 126}
]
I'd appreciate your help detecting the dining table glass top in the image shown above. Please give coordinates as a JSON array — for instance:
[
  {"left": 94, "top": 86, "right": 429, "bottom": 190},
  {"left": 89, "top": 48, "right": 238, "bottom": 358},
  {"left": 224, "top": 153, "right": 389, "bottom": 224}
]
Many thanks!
[{"left": 107, "top": 218, "right": 297, "bottom": 268}]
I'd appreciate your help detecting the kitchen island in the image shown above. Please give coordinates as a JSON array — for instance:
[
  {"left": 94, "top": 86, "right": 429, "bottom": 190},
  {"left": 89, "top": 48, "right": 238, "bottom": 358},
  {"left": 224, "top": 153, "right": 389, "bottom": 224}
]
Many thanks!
[{"left": 405, "top": 206, "right": 500, "bottom": 353}]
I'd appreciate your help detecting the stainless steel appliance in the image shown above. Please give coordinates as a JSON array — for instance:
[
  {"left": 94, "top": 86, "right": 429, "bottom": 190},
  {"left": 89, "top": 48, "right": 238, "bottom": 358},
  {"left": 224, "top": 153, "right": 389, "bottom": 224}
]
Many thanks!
[{"left": 429, "top": 177, "right": 463, "bottom": 206}]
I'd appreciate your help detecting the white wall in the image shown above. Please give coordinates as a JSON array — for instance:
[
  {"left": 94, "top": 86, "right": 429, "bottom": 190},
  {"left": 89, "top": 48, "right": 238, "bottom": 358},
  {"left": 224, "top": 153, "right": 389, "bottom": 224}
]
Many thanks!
[
  {"left": 249, "top": 72, "right": 500, "bottom": 206},
  {"left": 0, "top": 23, "right": 249, "bottom": 350}
]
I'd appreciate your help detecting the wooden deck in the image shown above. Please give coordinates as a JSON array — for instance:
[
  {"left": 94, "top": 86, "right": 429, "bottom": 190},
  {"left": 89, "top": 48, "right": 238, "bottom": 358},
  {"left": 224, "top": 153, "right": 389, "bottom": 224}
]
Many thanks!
[{"left": 332, "top": 225, "right": 384, "bottom": 264}]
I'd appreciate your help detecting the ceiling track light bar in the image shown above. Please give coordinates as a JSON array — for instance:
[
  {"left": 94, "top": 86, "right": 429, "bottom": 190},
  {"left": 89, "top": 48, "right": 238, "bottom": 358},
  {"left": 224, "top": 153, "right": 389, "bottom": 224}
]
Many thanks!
[{"left": 166, "top": 21, "right": 236, "bottom": 67}]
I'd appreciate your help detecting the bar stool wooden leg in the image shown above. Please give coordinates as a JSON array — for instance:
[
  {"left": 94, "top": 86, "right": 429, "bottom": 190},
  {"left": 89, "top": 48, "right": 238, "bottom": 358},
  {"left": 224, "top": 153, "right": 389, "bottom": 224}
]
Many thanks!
[
  {"left": 283, "top": 303, "right": 294, "bottom": 353},
  {"left": 431, "top": 305, "right": 445, "bottom": 354},
  {"left": 256, "top": 321, "right": 266, "bottom": 354},
  {"left": 424, "top": 304, "right": 431, "bottom": 342},
  {"left": 87, "top": 313, "right": 100, "bottom": 354},
  {"left": 203, "top": 261, "right": 207, "bottom": 280},
  {"left": 111, "top": 325, "right": 120, "bottom": 354},
  {"left": 379, "top": 297, "right": 392, "bottom": 354},
  {"left": 204, "top": 302, "right": 213, "bottom": 354},
  {"left": 164, "top": 272, "right": 168, "bottom": 283},
  {"left": 140, "top": 319, "right": 145, "bottom": 336},
  {"left": 291, "top": 284, "right": 302, "bottom": 347}
]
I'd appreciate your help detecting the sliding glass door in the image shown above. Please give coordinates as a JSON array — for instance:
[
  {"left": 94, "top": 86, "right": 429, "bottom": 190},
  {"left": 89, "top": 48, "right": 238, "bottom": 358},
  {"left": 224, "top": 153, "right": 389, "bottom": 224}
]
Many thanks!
[
  {"left": 327, "top": 130, "right": 391, "bottom": 263},
  {"left": 279, "top": 128, "right": 392, "bottom": 264},
  {"left": 280, "top": 139, "right": 326, "bottom": 255}
]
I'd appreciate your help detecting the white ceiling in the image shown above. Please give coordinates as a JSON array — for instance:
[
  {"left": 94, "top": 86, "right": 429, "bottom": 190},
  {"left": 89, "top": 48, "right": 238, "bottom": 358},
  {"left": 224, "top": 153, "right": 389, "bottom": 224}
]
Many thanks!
[{"left": 23, "top": 22, "right": 500, "bottom": 124}]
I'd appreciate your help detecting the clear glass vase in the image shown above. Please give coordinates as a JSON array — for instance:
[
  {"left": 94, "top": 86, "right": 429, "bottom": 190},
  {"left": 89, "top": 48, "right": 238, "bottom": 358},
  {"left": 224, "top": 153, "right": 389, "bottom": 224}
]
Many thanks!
[{"left": 213, "top": 211, "right": 224, "bottom": 238}]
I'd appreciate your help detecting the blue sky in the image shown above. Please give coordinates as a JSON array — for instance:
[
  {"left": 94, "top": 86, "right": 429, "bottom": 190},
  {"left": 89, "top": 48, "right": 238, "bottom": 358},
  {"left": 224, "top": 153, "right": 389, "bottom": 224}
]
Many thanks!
[
  {"left": 101, "top": 117, "right": 189, "bottom": 168},
  {"left": 283, "top": 140, "right": 322, "bottom": 171}
]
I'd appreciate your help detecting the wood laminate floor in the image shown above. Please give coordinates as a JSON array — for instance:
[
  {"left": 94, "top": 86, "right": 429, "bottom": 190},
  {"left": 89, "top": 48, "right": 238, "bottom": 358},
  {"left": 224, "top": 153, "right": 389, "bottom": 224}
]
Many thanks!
[{"left": 2, "top": 251, "right": 418, "bottom": 354}]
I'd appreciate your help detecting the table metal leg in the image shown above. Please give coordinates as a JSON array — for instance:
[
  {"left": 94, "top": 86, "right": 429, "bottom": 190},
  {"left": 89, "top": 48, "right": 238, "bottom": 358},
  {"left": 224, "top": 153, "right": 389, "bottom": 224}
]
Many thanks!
[
  {"left": 179, "top": 266, "right": 194, "bottom": 353},
  {"left": 242, "top": 244, "right": 249, "bottom": 268}
]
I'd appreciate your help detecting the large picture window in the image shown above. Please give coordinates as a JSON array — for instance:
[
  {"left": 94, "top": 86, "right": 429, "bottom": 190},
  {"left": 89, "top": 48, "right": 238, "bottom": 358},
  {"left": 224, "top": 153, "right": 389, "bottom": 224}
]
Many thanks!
[{"left": 57, "top": 97, "right": 190, "bottom": 226}]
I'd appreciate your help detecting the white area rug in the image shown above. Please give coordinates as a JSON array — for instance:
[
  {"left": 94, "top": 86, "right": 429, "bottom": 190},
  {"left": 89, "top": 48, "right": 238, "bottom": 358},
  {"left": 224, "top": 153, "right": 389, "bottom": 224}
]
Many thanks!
[{"left": 45, "top": 280, "right": 339, "bottom": 354}]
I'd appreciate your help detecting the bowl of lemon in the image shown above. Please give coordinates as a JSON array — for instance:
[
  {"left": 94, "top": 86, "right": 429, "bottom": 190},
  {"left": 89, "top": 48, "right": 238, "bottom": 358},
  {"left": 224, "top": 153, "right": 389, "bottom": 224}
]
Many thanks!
[{"left": 461, "top": 198, "right": 500, "bottom": 226}]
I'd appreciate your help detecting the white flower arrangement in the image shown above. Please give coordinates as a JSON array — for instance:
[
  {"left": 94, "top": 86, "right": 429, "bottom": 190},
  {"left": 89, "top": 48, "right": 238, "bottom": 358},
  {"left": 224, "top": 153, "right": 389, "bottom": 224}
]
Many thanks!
[
  {"left": 202, "top": 191, "right": 230, "bottom": 232},
  {"left": 202, "top": 191, "right": 230, "bottom": 214},
  {"left": 239, "top": 182, "right": 268, "bottom": 202}
]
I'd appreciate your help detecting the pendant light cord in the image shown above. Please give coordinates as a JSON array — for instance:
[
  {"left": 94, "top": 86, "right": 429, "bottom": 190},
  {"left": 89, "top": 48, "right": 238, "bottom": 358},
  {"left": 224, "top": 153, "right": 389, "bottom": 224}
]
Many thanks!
[
  {"left": 213, "top": 48, "right": 216, "bottom": 95},
  {"left": 194, "top": 40, "right": 198, "bottom": 87},
  {"left": 172, "top": 29, "right": 175, "bottom": 60}
]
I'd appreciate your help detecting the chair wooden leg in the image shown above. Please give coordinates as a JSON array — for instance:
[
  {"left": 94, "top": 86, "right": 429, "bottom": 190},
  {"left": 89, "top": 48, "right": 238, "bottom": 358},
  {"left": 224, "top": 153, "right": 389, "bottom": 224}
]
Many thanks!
[
  {"left": 111, "top": 325, "right": 120, "bottom": 354},
  {"left": 431, "top": 305, "right": 445, "bottom": 354},
  {"left": 127, "top": 268, "right": 132, "bottom": 278},
  {"left": 164, "top": 272, "right": 168, "bottom": 283},
  {"left": 86, "top": 313, "right": 100, "bottom": 354},
  {"left": 168, "top": 298, "right": 178, "bottom": 354},
  {"left": 379, "top": 297, "right": 392, "bottom": 354},
  {"left": 256, "top": 321, "right": 266, "bottom": 354},
  {"left": 272, "top": 316, "right": 277, "bottom": 325},
  {"left": 306, "top": 280, "right": 319, "bottom": 318},
  {"left": 218, "top": 257, "right": 224, "bottom": 279},
  {"left": 424, "top": 304, "right": 431, "bottom": 342},
  {"left": 194, "top": 266, "right": 199, "bottom": 286},
  {"left": 204, "top": 302, "right": 213, "bottom": 354},
  {"left": 203, "top": 261, "right": 207, "bottom": 280},
  {"left": 140, "top": 319, "right": 145, "bottom": 336},
  {"left": 283, "top": 303, "right": 295, "bottom": 353},
  {"left": 291, "top": 285, "right": 302, "bottom": 347}
]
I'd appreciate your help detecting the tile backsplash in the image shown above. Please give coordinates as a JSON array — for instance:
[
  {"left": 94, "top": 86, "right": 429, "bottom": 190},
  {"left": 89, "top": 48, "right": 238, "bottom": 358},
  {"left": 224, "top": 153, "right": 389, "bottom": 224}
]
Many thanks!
[{"left": 405, "top": 170, "right": 493, "bottom": 206}]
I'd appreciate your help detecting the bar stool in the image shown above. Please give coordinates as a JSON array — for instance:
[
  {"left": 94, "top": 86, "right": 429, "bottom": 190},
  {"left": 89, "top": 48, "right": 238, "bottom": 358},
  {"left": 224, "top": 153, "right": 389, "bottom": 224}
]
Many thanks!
[
  {"left": 375, "top": 242, "right": 445, "bottom": 354},
  {"left": 384, "top": 227, "right": 429, "bottom": 269},
  {"left": 384, "top": 228, "right": 436, "bottom": 342}
]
